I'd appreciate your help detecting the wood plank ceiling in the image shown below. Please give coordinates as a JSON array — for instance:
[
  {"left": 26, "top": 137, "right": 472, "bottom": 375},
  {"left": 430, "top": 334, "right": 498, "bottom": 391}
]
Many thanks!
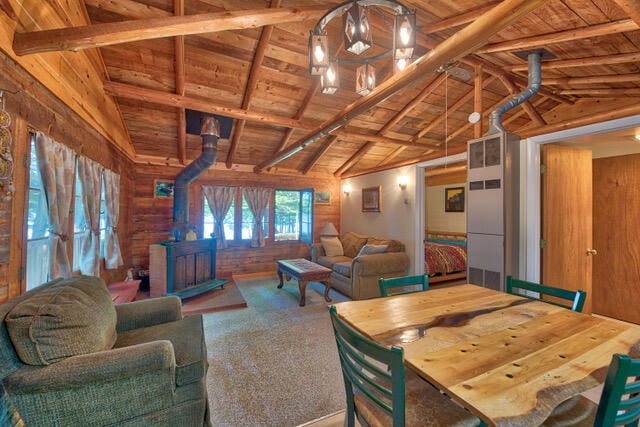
[{"left": 11, "top": 0, "right": 640, "bottom": 176}]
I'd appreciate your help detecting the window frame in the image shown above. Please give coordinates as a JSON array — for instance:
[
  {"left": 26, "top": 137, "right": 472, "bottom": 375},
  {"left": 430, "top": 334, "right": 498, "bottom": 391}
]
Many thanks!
[{"left": 201, "top": 187, "right": 312, "bottom": 246}]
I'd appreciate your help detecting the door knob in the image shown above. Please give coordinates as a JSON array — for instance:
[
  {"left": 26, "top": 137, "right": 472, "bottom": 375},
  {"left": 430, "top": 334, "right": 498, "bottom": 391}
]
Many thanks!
[{"left": 586, "top": 249, "right": 598, "bottom": 256}]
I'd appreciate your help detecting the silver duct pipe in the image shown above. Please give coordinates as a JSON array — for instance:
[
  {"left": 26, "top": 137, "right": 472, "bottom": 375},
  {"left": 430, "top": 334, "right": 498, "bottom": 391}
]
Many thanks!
[
  {"left": 171, "top": 116, "right": 219, "bottom": 240},
  {"left": 488, "top": 51, "right": 542, "bottom": 134}
]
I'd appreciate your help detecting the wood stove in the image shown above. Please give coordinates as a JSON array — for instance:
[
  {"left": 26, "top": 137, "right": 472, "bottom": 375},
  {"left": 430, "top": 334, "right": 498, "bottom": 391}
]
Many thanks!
[{"left": 149, "top": 238, "right": 225, "bottom": 299}]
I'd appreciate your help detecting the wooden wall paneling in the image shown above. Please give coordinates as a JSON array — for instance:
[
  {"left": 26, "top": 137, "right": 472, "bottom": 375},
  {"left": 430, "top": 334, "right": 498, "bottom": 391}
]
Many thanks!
[
  {"left": 131, "top": 163, "right": 340, "bottom": 276},
  {"left": 0, "top": 51, "right": 135, "bottom": 297},
  {"left": 0, "top": 0, "right": 133, "bottom": 158},
  {"left": 592, "top": 154, "right": 640, "bottom": 324}
]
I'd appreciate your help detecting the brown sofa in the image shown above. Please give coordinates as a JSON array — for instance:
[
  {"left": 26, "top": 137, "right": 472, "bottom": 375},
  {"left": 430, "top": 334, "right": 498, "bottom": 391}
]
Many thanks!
[{"left": 310, "top": 231, "right": 410, "bottom": 300}]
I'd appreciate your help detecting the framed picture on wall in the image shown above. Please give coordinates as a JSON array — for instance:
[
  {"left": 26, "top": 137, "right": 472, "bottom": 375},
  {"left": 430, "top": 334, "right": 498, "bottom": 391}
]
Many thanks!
[
  {"left": 315, "top": 191, "right": 330, "bottom": 204},
  {"left": 445, "top": 187, "right": 464, "bottom": 212},
  {"left": 362, "top": 186, "right": 381, "bottom": 213},
  {"left": 154, "top": 179, "right": 175, "bottom": 198}
]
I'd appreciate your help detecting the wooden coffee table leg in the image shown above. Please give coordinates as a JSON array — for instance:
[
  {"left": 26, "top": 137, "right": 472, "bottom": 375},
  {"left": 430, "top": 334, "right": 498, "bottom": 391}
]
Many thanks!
[
  {"left": 322, "top": 280, "right": 332, "bottom": 302},
  {"left": 298, "top": 280, "right": 307, "bottom": 306},
  {"left": 277, "top": 268, "right": 285, "bottom": 289}
]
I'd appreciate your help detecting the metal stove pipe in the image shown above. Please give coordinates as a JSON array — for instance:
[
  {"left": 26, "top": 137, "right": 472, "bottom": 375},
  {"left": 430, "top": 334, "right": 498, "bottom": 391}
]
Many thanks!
[
  {"left": 488, "top": 51, "right": 542, "bottom": 134},
  {"left": 171, "top": 116, "right": 219, "bottom": 240}
]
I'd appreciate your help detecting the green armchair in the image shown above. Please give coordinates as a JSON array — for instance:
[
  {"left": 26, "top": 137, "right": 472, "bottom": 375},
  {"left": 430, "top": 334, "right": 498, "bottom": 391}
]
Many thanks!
[{"left": 0, "top": 275, "right": 210, "bottom": 426}]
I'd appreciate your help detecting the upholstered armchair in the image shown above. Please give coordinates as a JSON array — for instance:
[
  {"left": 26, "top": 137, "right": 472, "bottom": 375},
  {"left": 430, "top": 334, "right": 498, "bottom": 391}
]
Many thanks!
[{"left": 0, "top": 275, "right": 210, "bottom": 426}]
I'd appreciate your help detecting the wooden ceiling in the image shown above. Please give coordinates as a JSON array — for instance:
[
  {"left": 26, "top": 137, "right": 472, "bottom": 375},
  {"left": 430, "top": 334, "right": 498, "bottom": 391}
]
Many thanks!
[{"left": 6, "top": 0, "right": 640, "bottom": 177}]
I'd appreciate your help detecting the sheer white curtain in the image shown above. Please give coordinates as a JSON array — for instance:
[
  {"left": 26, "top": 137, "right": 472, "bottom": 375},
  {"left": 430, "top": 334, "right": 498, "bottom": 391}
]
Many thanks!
[
  {"left": 202, "top": 185, "right": 235, "bottom": 249},
  {"left": 35, "top": 132, "right": 75, "bottom": 279},
  {"left": 77, "top": 156, "right": 103, "bottom": 276},
  {"left": 242, "top": 187, "right": 272, "bottom": 248},
  {"left": 103, "top": 169, "right": 124, "bottom": 269}
]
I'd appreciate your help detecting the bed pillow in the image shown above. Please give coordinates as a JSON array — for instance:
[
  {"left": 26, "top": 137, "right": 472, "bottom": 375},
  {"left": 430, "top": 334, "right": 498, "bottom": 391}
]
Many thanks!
[
  {"left": 321, "top": 236, "right": 344, "bottom": 257},
  {"left": 357, "top": 244, "right": 388, "bottom": 256},
  {"left": 5, "top": 276, "right": 117, "bottom": 365}
]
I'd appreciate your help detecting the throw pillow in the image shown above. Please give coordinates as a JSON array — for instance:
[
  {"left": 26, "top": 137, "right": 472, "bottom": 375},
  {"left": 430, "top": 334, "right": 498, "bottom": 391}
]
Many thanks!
[
  {"left": 341, "top": 232, "right": 368, "bottom": 258},
  {"left": 321, "top": 236, "right": 344, "bottom": 257},
  {"left": 357, "top": 244, "right": 388, "bottom": 256},
  {"left": 6, "top": 276, "right": 117, "bottom": 365}
]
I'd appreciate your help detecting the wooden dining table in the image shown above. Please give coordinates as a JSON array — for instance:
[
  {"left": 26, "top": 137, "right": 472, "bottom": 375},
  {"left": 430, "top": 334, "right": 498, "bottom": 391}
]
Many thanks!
[{"left": 333, "top": 284, "right": 640, "bottom": 427}]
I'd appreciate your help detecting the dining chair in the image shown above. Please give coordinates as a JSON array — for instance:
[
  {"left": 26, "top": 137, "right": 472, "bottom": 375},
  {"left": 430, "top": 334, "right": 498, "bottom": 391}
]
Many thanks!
[
  {"left": 378, "top": 274, "right": 429, "bottom": 297},
  {"left": 506, "top": 275, "right": 587, "bottom": 312},
  {"left": 328, "top": 305, "right": 482, "bottom": 427},
  {"left": 542, "top": 353, "right": 640, "bottom": 426}
]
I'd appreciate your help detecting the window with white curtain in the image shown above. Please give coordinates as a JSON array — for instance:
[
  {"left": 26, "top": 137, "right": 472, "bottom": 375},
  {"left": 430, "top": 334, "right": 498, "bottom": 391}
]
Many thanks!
[{"left": 25, "top": 135, "right": 49, "bottom": 290}]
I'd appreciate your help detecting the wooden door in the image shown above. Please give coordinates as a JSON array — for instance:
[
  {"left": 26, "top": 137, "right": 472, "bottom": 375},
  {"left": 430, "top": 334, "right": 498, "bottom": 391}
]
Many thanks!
[
  {"left": 541, "top": 145, "right": 593, "bottom": 313},
  {"left": 592, "top": 154, "right": 640, "bottom": 324}
]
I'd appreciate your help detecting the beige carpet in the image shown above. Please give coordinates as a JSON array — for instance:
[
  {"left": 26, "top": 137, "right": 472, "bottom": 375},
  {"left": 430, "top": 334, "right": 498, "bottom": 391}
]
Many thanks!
[
  {"left": 203, "top": 275, "right": 350, "bottom": 427},
  {"left": 182, "top": 280, "right": 247, "bottom": 316}
]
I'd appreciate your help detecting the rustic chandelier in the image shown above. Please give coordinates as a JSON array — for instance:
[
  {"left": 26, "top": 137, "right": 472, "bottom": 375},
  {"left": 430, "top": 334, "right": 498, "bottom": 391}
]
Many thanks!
[{"left": 309, "top": 0, "right": 416, "bottom": 95}]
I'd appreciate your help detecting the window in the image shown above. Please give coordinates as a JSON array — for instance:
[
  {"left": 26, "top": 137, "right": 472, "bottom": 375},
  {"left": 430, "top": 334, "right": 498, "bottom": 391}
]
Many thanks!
[
  {"left": 26, "top": 134, "right": 108, "bottom": 288},
  {"left": 203, "top": 196, "right": 235, "bottom": 240},
  {"left": 72, "top": 170, "right": 85, "bottom": 271},
  {"left": 274, "top": 189, "right": 312, "bottom": 243},
  {"left": 26, "top": 136, "right": 49, "bottom": 290},
  {"left": 203, "top": 194, "right": 268, "bottom": 242}
]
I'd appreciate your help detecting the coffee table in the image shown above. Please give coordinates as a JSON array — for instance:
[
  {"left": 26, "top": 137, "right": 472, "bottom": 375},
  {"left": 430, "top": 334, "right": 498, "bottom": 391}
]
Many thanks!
[{"left": 277, "top": 258, "right": 332, "bottom": 306}]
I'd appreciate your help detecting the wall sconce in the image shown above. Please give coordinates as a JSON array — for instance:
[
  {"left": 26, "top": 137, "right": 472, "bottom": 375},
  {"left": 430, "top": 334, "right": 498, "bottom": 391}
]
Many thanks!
[
  {"left": 397, "top": 175, "right": 409, "bottom": 190},
  {"left": 343, "top": 183, "right": 352, "bottom": 196}
]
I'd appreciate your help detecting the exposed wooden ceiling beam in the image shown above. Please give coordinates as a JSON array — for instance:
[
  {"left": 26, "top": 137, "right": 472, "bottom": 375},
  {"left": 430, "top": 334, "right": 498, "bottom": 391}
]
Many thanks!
[
  {"left": 302, "top": 135, "right": 338, "bottom": 175},
  {"left": 274, "top": 80, "right": 319, "bottom": 154},
  {"left": 12, "top": 6, "right": 327, "bottom": 55},
  {"left": 519, "top": 102, "right": 640, "bottom": 138},
  {"left": 505, "top": 52, "right": 640, "bottom": 72},
  {"left": 84, "top": 0, "right": 165, "bottom": 19},
  {"left": 103, "top": 80, "right": 313, "bottom": 130},
  {"left": 412, "top": 75, "right": 496, "bottom": 145},
  {"left": 559, "top": 88, "right": 640, "bottom": 97},
  {"left": 613, "top": 0, "right": 640, "bottom": 27},
  {"left": 378, "top": 146, "right": 409, "bottom": 165},
  {"left": 174, "top": 0, "right": 186, "bottom": 165},
  {"left": 420, "top": 3, "right": 501, "bottom": 35},
  {"left": 226, "top": 0, "right": 281, "bottom": 169},
  {"left": 334, "top": 142, "right": 376, "bottom": 177},
  {"left": 544, "top": 73, "right": 640, "bottom": 85},
  {"left": 474, "top": 65, "right": 483, "bottom": 138},
  {"left": 476, "top": 19, "right": 638, "bottom": 54},
  {"left": 256, "top": 0, "right": 552, "bottom": 172}
]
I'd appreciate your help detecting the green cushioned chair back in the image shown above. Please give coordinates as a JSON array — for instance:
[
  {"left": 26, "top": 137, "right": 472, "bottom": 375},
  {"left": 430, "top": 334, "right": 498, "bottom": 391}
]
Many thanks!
[
  {"left": 506, "top": 275, "right": 586, "bottom": 312},
  {"left": 378, "top": 275, "right": 429, "bottom": 297},
  {"left": 329, "top": 306, "right": 406, "bottom": 427},
  {"left": 0, "top": 278, "right": 65, "bottom": 378},
  {"left": 595, "top": 354, "right": 640, "bottom": 426}
]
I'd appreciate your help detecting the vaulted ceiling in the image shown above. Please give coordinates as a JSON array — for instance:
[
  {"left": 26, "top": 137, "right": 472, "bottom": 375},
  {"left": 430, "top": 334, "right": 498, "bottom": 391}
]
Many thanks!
[{"left": 4, "top": 0, "right": 640, "bottom": 177}]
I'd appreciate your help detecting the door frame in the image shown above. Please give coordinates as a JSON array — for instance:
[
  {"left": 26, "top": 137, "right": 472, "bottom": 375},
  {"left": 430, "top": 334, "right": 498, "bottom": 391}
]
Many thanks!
[{"left": 521, "top": 114, "right": 640, "bottom": 282}]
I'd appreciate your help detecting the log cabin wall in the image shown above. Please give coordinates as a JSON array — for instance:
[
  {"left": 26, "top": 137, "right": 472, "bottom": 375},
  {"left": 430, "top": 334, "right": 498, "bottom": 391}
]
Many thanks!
[
  {"left": 132, "top": 164, "right": 340, "bottom": 277},
  {"left": 0, "top": 54, "right": 135, "bottom": 302}
]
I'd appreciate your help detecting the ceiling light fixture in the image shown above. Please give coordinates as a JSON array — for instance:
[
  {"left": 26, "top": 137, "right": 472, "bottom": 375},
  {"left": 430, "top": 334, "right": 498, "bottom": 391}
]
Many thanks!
[{"left": 309, "top": 0, "right": 416, "bottom": 95}]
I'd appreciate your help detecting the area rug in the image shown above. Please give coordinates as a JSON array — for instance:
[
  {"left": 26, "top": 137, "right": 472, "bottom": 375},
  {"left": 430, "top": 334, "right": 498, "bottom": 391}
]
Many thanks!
[
  {"left": 203, "top": 275, "right": 351, "bottom": 427},
  {"left": 181, "top": 280, "right": 247, "bottom": 316}
]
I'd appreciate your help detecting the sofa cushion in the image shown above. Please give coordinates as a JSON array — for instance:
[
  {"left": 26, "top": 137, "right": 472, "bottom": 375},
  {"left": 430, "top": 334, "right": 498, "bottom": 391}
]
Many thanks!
[
  {"left": 357, "top": 244, "right": 388, "bottom": 256},
  {"left": 5, "top": 276, "right": 117, "bottom": 366},
  {"left": 320, "top": 236, "right": 344, "bottom": 257},
  {"left": 333, "top": 262, "right": 352, "bottom": 278},
  {"left": 114, "top": 314, "right": 206, "bottom": 387},
  {"left": 367, "top": 236, "right": 404, "bottom": 253},
  {"left": 317, "top": 255, "right": 351, "bottom": 269},
  {"left": 342, "top": 232, "right": 368, "bottom": 258}
]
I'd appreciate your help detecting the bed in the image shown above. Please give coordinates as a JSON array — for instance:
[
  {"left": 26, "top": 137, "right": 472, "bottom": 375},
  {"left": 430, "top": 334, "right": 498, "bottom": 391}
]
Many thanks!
[{"left": 424, "top": 230, "right": 467, "bottom": 284}]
